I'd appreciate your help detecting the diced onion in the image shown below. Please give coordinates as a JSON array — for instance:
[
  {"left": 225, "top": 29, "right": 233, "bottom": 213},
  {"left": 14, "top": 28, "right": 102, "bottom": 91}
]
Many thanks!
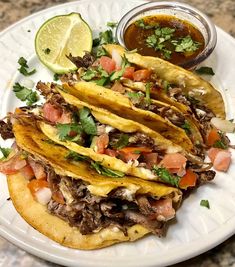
[
  {"left": 21, "top": 78, "right": 35, "bottom": 89},
  {"left": 35, "top": 187, "right": 52, "bottom": 205},
  {"left": 211, "top": 117, "right": 235, "bottom": 133},
  {"left": 105, "top": 126, "right": 114, "bottom": 133},
  {"left": 112, "top": 49, "right": 122, "bottom": 68}
]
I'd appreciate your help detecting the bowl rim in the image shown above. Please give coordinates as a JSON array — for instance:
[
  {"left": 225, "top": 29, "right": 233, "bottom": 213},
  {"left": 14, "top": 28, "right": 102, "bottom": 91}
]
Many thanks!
[{"left": 116, "top": 1, "right": 217, "bottom": 69}]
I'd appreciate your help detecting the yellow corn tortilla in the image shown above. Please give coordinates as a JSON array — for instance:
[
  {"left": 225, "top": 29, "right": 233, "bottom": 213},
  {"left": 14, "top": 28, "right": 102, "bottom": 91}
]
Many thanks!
[
  {"left": 8, "top": 122, "right": 182, "bottom": 249},
  {"left": 38, "top": 88, "right": 186, "bottom": 181},
  {"left": 63, "top": 82, "right": 194, "bottom": 151},
  {"left": 103, "top": 44, "right": 225, "bottom": 119}
]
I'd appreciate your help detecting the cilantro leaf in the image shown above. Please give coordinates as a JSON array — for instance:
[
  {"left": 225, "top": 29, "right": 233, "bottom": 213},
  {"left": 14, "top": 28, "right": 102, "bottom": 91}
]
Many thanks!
[
  {"left": 152, "top": 166, "right": 180, "bottom": 187},
  {"left": 65, "top": 151, "right": 89, "bottom": 161},
  {"left": 111, "top": 134, "right": 129, "bottom": 149},
  {"left": 200, "top": 199, "right": 210, "bottom": 209},
  {"left": 82, "top": 69, "right": 97, "bottom": 81},
  {"left": 135, "top": 19, "right": 157, "bottom": 30},
  {"left": 90, "top": 161, "right": 124, "bottom": 177},
  {"left": 181, "top": 121, "right": 191, "bottom": 134},
  {"left": 96, "top": 47, "right": 108, "bottom": 58},
  {"left": 107, "top": 21, "right": 118, "bottom": 28},
  {"left": 17, "top": 57, "right": 36, "bottom": 76},
  {"left": 127, "top": 91, "right": 144, "bottom": 101},
  {"left": 13, "top": 82, "right": 38, "bottom": 106},
  {"left": 53, "top": 73, "right": 60, "bottom": 81},
  {"left": 99, "top": 30, "right": 114, "bottom": 45},
  {"left": 145, "top": 82, "right": 151, "bottom": 106},
  {"left": 110, "top": 55, "right": 130, "bottom": 81},
  {"left": 195, "top": 66, "right": 215, "bottom": 76},
  {"left": 172, "top": 35, "right": 201, "bottom": 53},
  {"left": 56, "top": 123, "right": 83, "bottom": 142},
  {"left": 79, "top": 107, "right": 97, "bottom": 135},
  {"left": 0, "top": 146, "right": 12, "bottom": 160},
  {"left": 213, "top": 140, "right": 228, "bottom": 149}
]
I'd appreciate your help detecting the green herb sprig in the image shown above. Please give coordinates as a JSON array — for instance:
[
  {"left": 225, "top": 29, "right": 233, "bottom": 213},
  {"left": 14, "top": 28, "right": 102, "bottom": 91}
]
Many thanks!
[
  {"left": 13, "top": 83, "right": 38, "bottom": 106},
  {"left": 17, "top": 57, "right": 36, "bottom": 76}
]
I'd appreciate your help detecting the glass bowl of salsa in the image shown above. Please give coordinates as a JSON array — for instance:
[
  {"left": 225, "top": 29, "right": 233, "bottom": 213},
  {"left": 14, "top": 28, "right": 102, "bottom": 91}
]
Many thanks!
[{"left": 116, "top": 1, "right": 217, "bottom": 69}]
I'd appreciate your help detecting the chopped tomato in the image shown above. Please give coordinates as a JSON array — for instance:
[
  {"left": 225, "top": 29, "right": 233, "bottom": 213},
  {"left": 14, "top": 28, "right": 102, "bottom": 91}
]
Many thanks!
[
  {"left": 52, "top": 191, "right": 65, "bottom": 205},
  {"left": 150, "top": 198, "right": 175, "bottom": 221},
  {"left": 179, "top": 169, "right": 197, "bottom": 189},
  {"left": 208, "top": 147, "right": 223, "bottom": 162},
  {"left": 207, "top": 129, "right": 221, "bottom": 147},
  {"left": 144, "top": 153, "right": 158, "bottom": 169},
  {"left": 0, "top": 153, "right": 27, "bottom": 175},
  {"left": 96, "top": 134, "right": 109, "bottom": 154},
  {"left": 57, "top": 111, "right": 72, "bottom": 124},
  {"left": 19, "top": 164, "right": 35, "bottom": 180},
  {"left": 160, "top": 153, "right": 187, "bottom": 174},
  {"left": 122, "top": 67, "right": 135, "bottom": 79},
  {"left": 28, "top": 159, "right": 47, "bottom": 180},
  {"left": 111, "top": 81, "right": 125, "bottom": 93},
  {"left": 99, "top": 56, "right": 116, "bottom": 74},
  {"left": 118, "top": 151, "right": 140, "bottom": 162},
  {"left": 104, "top": 148, "right": 118, "bottom": 157},
  {"left": 133, "top": 69, "right": 151, "bottom": 82},
  {"left": 42, "top": 103, "right": 62, "bottom": 123},
  {"left": 27, "top": 179, "right": 49, "bottom": 196},
  {"left": 213, "top": 150, "right": 231, "bottom": 172}
]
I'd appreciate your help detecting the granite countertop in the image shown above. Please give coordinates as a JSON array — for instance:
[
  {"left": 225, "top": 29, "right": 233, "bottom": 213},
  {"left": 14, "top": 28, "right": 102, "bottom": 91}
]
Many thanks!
[{"left": 0, "top": 0, "right": 235, "bottom": 266}]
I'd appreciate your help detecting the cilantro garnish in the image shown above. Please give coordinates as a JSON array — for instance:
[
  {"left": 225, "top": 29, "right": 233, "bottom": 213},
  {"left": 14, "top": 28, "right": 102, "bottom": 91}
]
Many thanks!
[
  {"left": 65, "top": 151, "right": 89, "bottom": 161},
  {"left": 90, "top": 161, "right": 124, "bottom": 177},
  {"left": 13, "top": 82, "right": 38, "bottom": 106},
  {"left": 182, "top": 121, "right": 191, "bottom": 134},
  {"left": 53, "top": 73, "right": 60, "bottom": 81},
  {"left": 111, "top": 134, "right": 129, "bottom": 150},
  {"left": 213, "top": 140, "right": 228, "bottom": 149},
  {"left": 146, "top": 27, "right": 175, "bottom": 59},
  {"left": 56, "top": 123, "right": 83, "bottom": 142},
  {"left": 17, "top": 57, "right": 36, "bottom": 76},
  {"left": 172, "top": 35, "right": 201, "bottom": 53},
  {"left": 200, "top": 199, "right": 210, "bottom": 209},
  {"left": 107, "top": 22, "right": 118, "bottom": 28},
  {"left": 195, "top": 66, "right": 215, "bottom": 76},
  {"left": 96, "top": 47, "right": 108, "bottom": 57},
  {"left": 145, "top": 82, "right": 151, "bottom": 106},
  {"left": 0, "top": 146, "right": 12, "bottom": 160},
  {"left": 93, "top": 29, "right": 114, "bottom": 47},
  {"left": 127, "top": 91, "right": 144, "bottom": 101},
  {"left": 135, "top": 19, "right": 157, "bottom": 30},
  {"left": 79, "top": 107, "right": 97, "bottom": 135},
  {"left": 152, "top": 166, "right": 180, "bottom": 187},
  {"left": 82, "top": 69, "right": 97, "bottom": 81}
]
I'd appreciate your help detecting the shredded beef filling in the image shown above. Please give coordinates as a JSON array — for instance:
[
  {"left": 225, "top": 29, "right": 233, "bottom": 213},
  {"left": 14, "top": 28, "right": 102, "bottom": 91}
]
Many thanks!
[
  {"left": 0, "top": 119, "right": 14, "bottom": 140},
  {"left": 46, "top": 170, "right": 168, "bottom": 236}
]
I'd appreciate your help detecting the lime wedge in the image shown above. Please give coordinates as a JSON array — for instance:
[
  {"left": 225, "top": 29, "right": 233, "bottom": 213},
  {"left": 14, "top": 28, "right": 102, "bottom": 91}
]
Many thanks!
[{"left": 35, "top": 13, "right": 92, "bottom": 74}]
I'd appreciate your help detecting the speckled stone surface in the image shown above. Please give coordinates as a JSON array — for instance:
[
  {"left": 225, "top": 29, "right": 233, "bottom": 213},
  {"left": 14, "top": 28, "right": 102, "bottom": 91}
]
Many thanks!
[{"left": 0, "top": 0, "right": 235, "bottom": 266}]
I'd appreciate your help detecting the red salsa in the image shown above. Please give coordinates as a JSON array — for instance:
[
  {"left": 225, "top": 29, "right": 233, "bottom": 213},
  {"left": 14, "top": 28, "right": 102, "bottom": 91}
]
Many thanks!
[{"left": 124, "top": 15, "right": 205, "bottom": 66}]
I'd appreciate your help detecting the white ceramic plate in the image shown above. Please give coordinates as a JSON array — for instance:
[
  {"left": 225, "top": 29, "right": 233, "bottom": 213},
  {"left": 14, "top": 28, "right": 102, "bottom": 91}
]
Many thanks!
[{"left": 1, "top": 0, "right": 235, "bottom": 266}]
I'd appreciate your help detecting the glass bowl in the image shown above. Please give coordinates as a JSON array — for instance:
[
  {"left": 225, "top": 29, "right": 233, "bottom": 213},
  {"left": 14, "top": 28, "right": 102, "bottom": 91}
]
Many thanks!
[{"left": 116, "top": 1, "right": 217, "bottom": 69}]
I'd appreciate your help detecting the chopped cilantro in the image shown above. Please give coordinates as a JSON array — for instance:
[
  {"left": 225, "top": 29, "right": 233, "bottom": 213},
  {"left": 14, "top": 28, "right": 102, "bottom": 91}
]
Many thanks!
[
  {"left": 96, "top": 47, "right": 108, "bottom": 57},
  {"left": 94, "top": 29, "right": 114, "bottom": 47},
  {"left": 17, "top": 57, "right": 36, "bottom": 76},
  {"left": 79, "top": 107, "right": 97, "bottom": 135},
  {"left": 145, "top": 82, "right": 151, "bottom": 106},
  {"left": 53, "top": 73, "right": 60, "bottom": 81},
  {"left": 82, "top": 69, "right": 97, "bottom": 81},
  {"left": 95, "top": 77, "right": 109, "bottom": 86},
  {"left": 65, "top": 151, "right": 89, "bottom": 161},
  {"left": 162, "top": 80, "right": 170, "bottom": 93},
  {"left": 44, "top": 48, "right": 51, "bottom": 54},
  {"left": 0, "top": 146, "right": 12, "bottom": 160},
  {"left": 200, "top": 199, "right": 210, "bottom": 209},
  {"left": 110, "top": 55, "right": 130, "bottom": 81},
  {"left": 172, "top": 35, "right": 201, "bottom": 53},
  {"left": 56, "top": 123, "right": 83, "bottom": 142},
  {"left": 13, "top": 82, "right": 38, "bottom": 106},
  {"left": 135, "top": 19, "right": 157, "bottom": 30},
  {"left": 182, "top": 121, "right": 191, "bottom": 134},
  {"left": 111, "top": 134, "right": 129, "bottom": 149},
  {"left": 213, "top": 140, "right": 228, "bottom": 149},
  {"left": 152, "top": 166, "right": 180, "bottom": 187},
  {"left": 127, "top": 91, "right": 144, "bottom": 101},
  {"left": 107, "top": 21, "right": 118, "bottom": 28},
  {"left": 90, "top": 161, "right": 124, "bottom": 177},
  {"left": 195, "top": 66, "right": 215, "bottom": 76}
]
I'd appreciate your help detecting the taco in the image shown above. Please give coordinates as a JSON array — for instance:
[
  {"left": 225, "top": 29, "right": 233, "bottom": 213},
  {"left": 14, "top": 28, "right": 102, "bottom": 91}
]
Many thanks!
[
  {"left": 63, "top": 44, "right": 225, "bottom": 146},
  {"left": 15, "top": 82, "right": 214, "bottom": 190},
  {"left": 62, "top": 81, "right": 204, "bottom": 156},
  {"left": 2, "top": 119, "right": 182, "bottom": 249}
]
